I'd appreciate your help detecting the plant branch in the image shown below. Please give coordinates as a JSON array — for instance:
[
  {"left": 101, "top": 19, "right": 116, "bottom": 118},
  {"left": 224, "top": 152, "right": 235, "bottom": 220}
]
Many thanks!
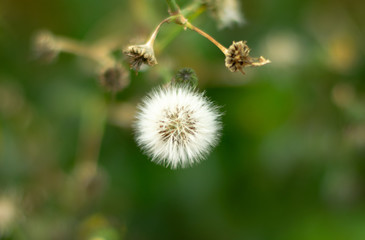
[
  {"left": 56, "top": 37, "right": 114, "bottom": 66},
  {"left": 146, "top": 17, "right": 173, "bottom": 46},
  {"left": 156, "top": 4, "right": 205, "bottom": 52},
  {"left": 184, "top": 22, "right": 227, "bottom": 54},
  {"left": 166, "top": 0, "right": 181, "bottom": 15}
]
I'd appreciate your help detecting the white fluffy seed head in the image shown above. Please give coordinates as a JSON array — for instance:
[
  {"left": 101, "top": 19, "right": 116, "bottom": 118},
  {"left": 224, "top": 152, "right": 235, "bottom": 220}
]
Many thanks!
[{"left": 134, "top": 85, "right": 222, "bottom": 169}]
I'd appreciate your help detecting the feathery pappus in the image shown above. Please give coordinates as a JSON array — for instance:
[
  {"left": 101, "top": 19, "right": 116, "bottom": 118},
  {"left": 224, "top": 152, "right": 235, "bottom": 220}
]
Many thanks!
[{"left": 134, "top": 85, "right": 221, "bottom": 169}]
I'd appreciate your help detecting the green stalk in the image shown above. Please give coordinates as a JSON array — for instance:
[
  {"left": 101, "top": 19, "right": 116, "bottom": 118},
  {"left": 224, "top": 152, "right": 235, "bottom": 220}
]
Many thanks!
[{"left": 166, "top": 0, "right": 181, "bottom": 14}]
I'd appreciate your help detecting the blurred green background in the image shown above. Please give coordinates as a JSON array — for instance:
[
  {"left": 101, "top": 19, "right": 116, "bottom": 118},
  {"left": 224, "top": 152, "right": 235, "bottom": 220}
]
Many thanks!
[{"left": 1, "top": 0, "right": 365, "bottom": 239}]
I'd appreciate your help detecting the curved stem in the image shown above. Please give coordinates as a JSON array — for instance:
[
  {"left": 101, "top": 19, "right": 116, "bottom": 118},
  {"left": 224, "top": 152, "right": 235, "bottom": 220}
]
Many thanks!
[
  {"left": 185, "top": 22, "right": 227, "bottom": 54},
  {"left": 157, "top": 4, "right": 206, "bottom": 52},
  {"left": 146, "top": 17, "right": 172, "bottom": 46}
]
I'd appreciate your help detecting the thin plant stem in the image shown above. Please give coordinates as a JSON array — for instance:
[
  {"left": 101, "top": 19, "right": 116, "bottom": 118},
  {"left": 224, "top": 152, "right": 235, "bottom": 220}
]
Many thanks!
[
  {"left": 157, "top": 5, "right": 206, "bottom": 52},
  {"left": 166, "top": 0, "right": 180, "bottom": 14},
  {"left": 57, "top": 37, "right": 92, "bottom": 58},
  {"left": 146, "top": 17, "right": 173, "bottom": 46},
  {"left": 182, "top": 3, "right": 206, "bottom": 18},
  {"left": 185, "top": 22, "right": 227, "bottom": 54},
  {"left": 56, "top": 37, "right": 114, "bottom": 67}
]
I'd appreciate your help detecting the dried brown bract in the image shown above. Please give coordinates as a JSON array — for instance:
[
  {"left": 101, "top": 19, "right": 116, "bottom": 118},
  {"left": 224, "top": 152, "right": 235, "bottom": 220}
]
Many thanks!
[
  {"left": 225, "top": 41, "right": 270, "bottom": 74},
  {"left": 124, "top": 44, "right": 157, "bottom": 73}
]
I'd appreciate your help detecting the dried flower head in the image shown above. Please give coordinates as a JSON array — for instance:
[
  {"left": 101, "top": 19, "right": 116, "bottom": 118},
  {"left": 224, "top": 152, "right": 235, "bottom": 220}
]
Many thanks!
[
  {"left": 99, "top": 64, "right": 130, "bottom": 93},
  {"left": 124, "top": 44, "right": 157, "bottom": 73},
  {"left": 32, "top": 30, "right": 60, "bottom": 62},
  {"left": 225, "top": 41, "right": 271, "bottom": 74},
  {"left": 134, "top": 85, "right": 221, "bottom": 169}
]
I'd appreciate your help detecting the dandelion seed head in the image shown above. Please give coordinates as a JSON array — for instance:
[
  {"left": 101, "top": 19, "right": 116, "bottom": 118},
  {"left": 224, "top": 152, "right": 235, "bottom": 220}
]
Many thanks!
[{"left": 134, "top": 85, "right": 221, "bottom": 169}]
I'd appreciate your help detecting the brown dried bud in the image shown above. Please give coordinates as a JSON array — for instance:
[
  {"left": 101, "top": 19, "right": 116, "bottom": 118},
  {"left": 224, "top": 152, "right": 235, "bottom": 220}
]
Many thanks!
[
  {"left": 225, "top": 41, "right": 270, "bottom": 74},
  {"left": 32, "top": 30, "right": 60, "bottom": 62},
  {"left": 123, "top": 44, "right": 157, "bottom": 73},
  {"left": 99, "top": 65, "right": 129, "bottom": 93}
]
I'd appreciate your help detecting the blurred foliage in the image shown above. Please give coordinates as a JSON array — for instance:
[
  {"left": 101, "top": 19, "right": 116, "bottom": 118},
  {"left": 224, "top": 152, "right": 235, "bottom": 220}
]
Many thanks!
[{"left": 0, "top": 0, "right": 365, "bottom": 239}]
